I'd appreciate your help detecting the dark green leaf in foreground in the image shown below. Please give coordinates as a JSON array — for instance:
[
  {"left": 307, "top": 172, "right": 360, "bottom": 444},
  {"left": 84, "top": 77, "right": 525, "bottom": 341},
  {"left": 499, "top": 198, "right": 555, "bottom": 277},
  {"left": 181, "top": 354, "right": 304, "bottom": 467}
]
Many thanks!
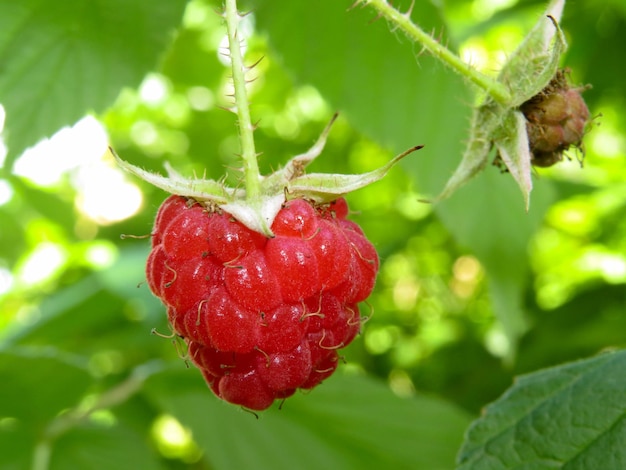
[
  {"left": 0, "top": 0, "right": 188, "bottom": 171},
  {"left": 0, "top": 347, "right": 91, "bottom": 425},
  {"left": 49, "top": 423, "right": 163, "bottom": 470},
  {"left": 145, "top": 367, "right": 472, "bottom": 470},
  {"left": 457, "top": 349, "right": 626, "bottom": 469},
  {"left": 0, "top": 423, "right": 37, "bottom": 470}
]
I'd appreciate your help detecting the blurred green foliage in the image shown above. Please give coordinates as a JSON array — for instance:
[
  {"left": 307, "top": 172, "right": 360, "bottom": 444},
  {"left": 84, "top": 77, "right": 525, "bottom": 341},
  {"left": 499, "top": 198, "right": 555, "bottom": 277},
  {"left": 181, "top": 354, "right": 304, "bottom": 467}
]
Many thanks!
[{"left": 0, "top": 0, "right": 624, "bottom": 469}]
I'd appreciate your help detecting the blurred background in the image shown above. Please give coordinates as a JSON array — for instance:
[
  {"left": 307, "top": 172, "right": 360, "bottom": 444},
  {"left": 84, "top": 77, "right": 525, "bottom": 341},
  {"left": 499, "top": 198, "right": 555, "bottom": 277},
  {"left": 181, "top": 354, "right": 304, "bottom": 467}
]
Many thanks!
[{"left": 0, "top": 0, "right": 624, "bottom": 468}]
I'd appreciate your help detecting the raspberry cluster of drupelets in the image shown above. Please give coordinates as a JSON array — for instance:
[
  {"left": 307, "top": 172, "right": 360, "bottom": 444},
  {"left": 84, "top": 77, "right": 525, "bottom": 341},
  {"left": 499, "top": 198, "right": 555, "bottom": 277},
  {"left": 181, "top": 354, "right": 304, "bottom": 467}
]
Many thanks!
[{"left": 146, "top": 195, "right": 378, "bottom": 410}]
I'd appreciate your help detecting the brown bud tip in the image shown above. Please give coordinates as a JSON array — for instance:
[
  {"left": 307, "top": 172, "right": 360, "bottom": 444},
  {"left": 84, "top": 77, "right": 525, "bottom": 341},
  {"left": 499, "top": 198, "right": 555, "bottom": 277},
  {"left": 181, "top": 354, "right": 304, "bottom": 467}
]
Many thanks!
[{"left": 521, "top": 69, "right": 591, "bottom": 167}]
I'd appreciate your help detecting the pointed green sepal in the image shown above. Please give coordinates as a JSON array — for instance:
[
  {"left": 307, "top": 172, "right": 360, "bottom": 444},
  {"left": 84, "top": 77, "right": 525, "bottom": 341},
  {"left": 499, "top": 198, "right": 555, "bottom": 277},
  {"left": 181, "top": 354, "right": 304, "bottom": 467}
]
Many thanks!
[
  {"left": 111, "top": 148, "right": 234, "bottom": 203},
  {"left": 498, "top": 0, "right": 567, "bottom": 107},
  {"left": 114, "top": 115, "right": 421, "bottom": 235},
  {"left": 494, "top": 111, "right": 533, "bottom": 210},
  {"left": 435, "top": 0, "right": 569, "bottom": 205},
  {"left": 287, "top": 145, "right": 422, "bottom": 202},
  {"left": 435, "top": 103, "right": 502, "bottom": 202}
]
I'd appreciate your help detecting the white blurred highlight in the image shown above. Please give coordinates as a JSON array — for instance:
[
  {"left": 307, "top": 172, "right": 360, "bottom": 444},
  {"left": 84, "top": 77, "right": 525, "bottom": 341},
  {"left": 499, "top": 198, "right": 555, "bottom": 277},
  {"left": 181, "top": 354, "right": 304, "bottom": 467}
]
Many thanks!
[{"left": 12, "top": 116, "right": 143, "bottom": 224}]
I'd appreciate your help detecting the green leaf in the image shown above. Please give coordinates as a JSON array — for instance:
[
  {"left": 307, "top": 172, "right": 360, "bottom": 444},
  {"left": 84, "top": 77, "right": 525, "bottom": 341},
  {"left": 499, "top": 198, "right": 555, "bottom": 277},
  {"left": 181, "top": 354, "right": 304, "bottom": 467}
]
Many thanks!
[
  {"left": 457, "top": 349, "right": 626, "bottom": 469},
  {"left": 0, "top": 207, "right": 27, "bottom": 265},
  {"left": 2, "top": 276, "right": 121, "bottom": 344},
  {"left": 9, "top": 176, "right": 77, "bottom": 232},
  {"left": 0, "top": 423, "right": 37, "bottom": 470},
  {"left": 0, "top": 347, "right": 91, "bottom": 424},
  {"left": 0, "top": 0, "right": 188, "bottom": 171},
  {"left": 437, "top": 170, "right": 555, "bottom": 351},
  {"left": 145, "top": 367, "right": 472, "bottom": 470},
  {"left": 249, "top": 0, "right": 452, "bottom": 154},
  {"left": 49, "top": 423, "right": 164, "bottom": 470}
]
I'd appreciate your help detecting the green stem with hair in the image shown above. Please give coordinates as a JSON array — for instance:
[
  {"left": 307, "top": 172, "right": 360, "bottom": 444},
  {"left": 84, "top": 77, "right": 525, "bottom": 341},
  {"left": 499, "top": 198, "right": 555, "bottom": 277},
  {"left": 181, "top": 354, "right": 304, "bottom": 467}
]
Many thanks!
[
  {"left": 360, "top": 0, "right": 512, "bottom": 105},
  {"left": 224, "top": 0, "right": 261, "bottom": 200}
]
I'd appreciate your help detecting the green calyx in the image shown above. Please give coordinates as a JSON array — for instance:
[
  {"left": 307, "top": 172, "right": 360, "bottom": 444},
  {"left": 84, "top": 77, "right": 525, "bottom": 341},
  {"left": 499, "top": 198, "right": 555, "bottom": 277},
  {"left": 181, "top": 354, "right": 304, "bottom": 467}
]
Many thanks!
[
  {"left": 436, "top": 0, "right": 570, "bottom": 210},
  {"left": 115, "top": 0, "right": 422, "bottom": 237},
  {"left": 360, "top": 0, "right": 576, "bottom": 209},
  {"left": 112, "top": 115, "right": 421, "bottom": 237}
]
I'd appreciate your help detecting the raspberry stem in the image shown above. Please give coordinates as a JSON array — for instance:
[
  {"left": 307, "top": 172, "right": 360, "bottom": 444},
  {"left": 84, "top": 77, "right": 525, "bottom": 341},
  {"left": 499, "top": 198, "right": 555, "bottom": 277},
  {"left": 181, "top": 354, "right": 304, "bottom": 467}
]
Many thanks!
[
  {"left": 359, "top": 0, "right": 512, "bottom": 105},
  {"left": 224, "top": 0, "right": 261, "bottom": 200}
]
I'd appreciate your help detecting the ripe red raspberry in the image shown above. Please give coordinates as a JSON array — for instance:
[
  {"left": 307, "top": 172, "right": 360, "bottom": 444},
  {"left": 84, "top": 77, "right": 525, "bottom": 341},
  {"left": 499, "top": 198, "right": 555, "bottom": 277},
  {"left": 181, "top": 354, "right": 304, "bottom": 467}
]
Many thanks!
[{"left": 147, "top": 196, "right": 379, "bottom": 410}]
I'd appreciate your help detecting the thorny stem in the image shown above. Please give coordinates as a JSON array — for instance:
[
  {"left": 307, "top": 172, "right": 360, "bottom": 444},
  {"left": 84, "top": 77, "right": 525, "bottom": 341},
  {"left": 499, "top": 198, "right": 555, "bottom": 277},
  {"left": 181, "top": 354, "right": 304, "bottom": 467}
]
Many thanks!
[
  {"left": 360, "top": 0, "right": 512, "bottom": 105},
  {"left": 224, "top": 0, "right": 261, "bottom": 200}
]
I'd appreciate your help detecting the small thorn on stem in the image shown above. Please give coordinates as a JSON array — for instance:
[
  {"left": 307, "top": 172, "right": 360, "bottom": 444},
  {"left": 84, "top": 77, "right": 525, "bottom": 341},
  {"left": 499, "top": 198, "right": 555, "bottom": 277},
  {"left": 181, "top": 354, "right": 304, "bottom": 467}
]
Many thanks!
[
  {"left": 218, "top": 105, "right": 238, "bottom": 114},
  {"left": 245, "top": 56, "right": 264, "bottom": 71},
  {"left": 347, "top": 1, "right": 361, "bottom": 12},
  {"left": 369, "top": 12, "right": 384, "bottom": 24},
  {"left": 404, "top": 0, "right": 415, "bottom": 18}
]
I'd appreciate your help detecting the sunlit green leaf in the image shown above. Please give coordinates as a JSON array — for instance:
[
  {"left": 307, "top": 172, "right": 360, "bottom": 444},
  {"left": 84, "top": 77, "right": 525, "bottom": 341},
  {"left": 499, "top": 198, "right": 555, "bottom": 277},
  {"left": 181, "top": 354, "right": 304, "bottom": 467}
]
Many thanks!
[
  {"left": 0, "top": 423, "right": 37, "bottom": 470},
  {"left": 457, "top": 349, "right": 626, "bottom": 469},
  {"left": 0, "top": 347, "right": 91, "bottom": 424},
  {"left": 50, "top": 423, "right": 164, "bottom": 470},
  {"left": 0, "top": 208, "right": 27, "bottom": 265},
  {"left": 518, "top": 284, "right": 626, "bottom": 373},
  {"left": 0, "top": 0, "right": 188, "bottom": 171}
]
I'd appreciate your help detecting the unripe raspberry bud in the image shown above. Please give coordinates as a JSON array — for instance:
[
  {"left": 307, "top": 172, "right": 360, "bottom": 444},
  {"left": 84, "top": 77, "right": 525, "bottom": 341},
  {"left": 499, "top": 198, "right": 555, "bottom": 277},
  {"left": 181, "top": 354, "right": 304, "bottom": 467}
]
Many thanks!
[{"left": 521, "top": 69, "right": 590, "bottom": 167}]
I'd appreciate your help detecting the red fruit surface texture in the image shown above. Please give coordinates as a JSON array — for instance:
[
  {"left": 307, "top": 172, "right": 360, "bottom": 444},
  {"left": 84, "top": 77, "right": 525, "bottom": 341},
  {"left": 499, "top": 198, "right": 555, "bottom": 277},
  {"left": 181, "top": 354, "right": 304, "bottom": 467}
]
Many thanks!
[{"left": 147, "top": 196, "right": 379, "bottom": 410}]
